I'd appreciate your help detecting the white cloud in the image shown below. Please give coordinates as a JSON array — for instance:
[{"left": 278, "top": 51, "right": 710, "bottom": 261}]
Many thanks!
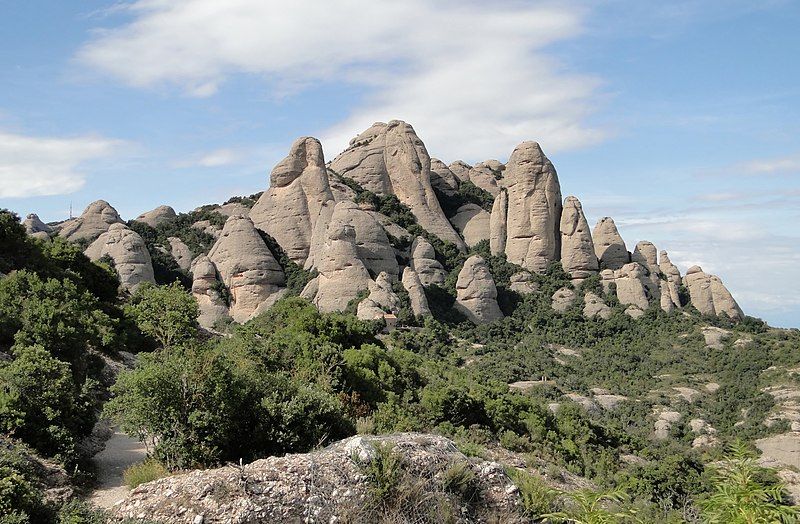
[
  {"left": 77, "top": 0, "right": 603, "bottom": 160},
  {"left": 740, "top": 155, "right": 800, "bottom": 175},
  {"left": 174, "top": 148, "right": 239, "bottom": 168},
  {"left": 0, "top": 132, "right": 122, "bottom": 198}
]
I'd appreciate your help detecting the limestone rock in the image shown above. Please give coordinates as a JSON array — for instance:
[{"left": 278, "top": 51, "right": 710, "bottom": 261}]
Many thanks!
[
  {"left": 59, "top": 200, "right": 123, "bottom": 241},
  {"left": 312, "top": 222, "right": 373, "bottom": 313},
  {"left": 584, "top": 292, "right": 611, "bottom": 320},
  {"left": 449, "top": 204, "right": 490, "bottom": 247},
  {"left": 489, "top": 189, "right": 508, "bottom": 256},
  {"left": 614, "top": 263, "right": 650, "bottom": 311},
  {"left": 559, "top": 196, "right": 598, "bottom": 281},
  {"left": 684, "top": 266, "right": 743, "bottom": 319},
  {"left": 429, "top": 158, "right": 460, "bottom": 196},
  {"left": 551, "top": 287, "right": 576, "bottom": 313},
  {"left": 250, "top": 137, "right": 335, "bottom": 265},
  {"left": 167, "top": 237, "right": 192, "bottom": 270},
  {"left": 503, "top": 142, "right": 562, "bottom": 273},
  {"left": 357, "top": 272, "right": 402, "bottom": 321},
  {"left": 411, "top": 236, "right": 447, "bottom": 287},
  {"left": 448, "top": 160, "right": 472, "bottom": 182},
  {"left": 593, "top": 217, "right": 629, "bottom": 270},
  {"left": 207, "top": 216, "right": 286, "bottom": 323},
  {"left": 84, "top": 223, "right": 155, "bottom": 291},
  {"left": 454, "top": 255, "right": 503, "bottom": 324},
  {"left": 190, "top": 255, "right": 230, "bottom": 329},
  {"left": 509, "top": 271, "right": 539, "bottom": 295},
  {"left": 401, "top": 267, "right": 431, "bottom": 317},
  {"left": 135, "top": 205, "right": 176, "bottom": 227},
  {"left": 330, "top": 121, "right": 466, "bottom": 249}
]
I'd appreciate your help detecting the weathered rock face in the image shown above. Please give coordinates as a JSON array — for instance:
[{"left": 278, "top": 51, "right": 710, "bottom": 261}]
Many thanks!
[
  {"left": 467, "top": 162, "right": 502, "bottom": 196},
  {"left": 584, "top": 292, "right": 611, "bottom": 320},
  {"left": 659, "top": 250, "right": 683, "bottom": 309},
  {"left": 216, "top": 202, "right": 251, "bottom": 217},
  {"left": 401, "top": 267, "right": 431, "bottom": 317},
  {"left": 503, "top": 142, "right": 562, "bottom": 273},
  {"left": 328, "top": 173, "right": 358, "bottom": 203},
  {"left": 559, "top": 196, "right": 598, "bottom": 281},
  {"left": 135, "top": 205, "right": 176, "bottom": 228},
  {"left": 489, "top": 189, "right": 508, "bottom": 256},
  {"left": 23, "top": 213, "right": 51, "bottom": 240},
  {"left": 614, "top": 263, "right": 650, "bottom": 311},
  {"left": 110, "top": 433, "right": 524, "bottom": 523},
  {"left": 455, "top": 255, "right": 503, "bottom": 324},
  {"left": 411, "top": 236, "right": 447, "bottom": 287},
  {"left": 84, "top": 223, "right": 155, "bottom": 291},
  {"left": 448, "top": 160, "right": 472, "bottom": 182},
  {"left": 593, "top": 217, "right": 629, "bottom": 270},
  {"left": 449, "top": 204, "right": 490, "bottom": 247},
  {"left": 632, "top": 241, "right": 661, "bottom": 299},
  {"left": 190, "top": 255, "right": 230, "bottom": 329},
  {"left": 330, "top": 121, "right": 466, "bottom": 250},
  {"left": 207, "top": 216, "right": 286, "bottom": 323},
  {"left": 684, "top": 266, "right": 743, "bottom": 319},
  {"left": 357, "top": 272, "right": 402, "bottom": 321},
  {"left": 59, "top": 200, "right": 123, "bottom": 241},
  {"left": 323, "top": 201, "right": 398, "bottom": 279},
  {"left": 509, "top": 271, "right": 539, "bottom": 295},
  {"left": 551, "top": 287, "right": 577, "bottom": 313},
  {"left": 600, "top": 269, "right": 616, "bottom": 294},
  {"left": 250, "top": 137, "right": 335, "bottom": 265},
  {"left": 625, "top": 305, "right": 645, "bottom": 319},
  {"left": 167, "top": 237, "right": 192, "bottom": 271},
  {"left": 192, "top": 219, "right": 221, "bottom": 240},
  {"left": 429, "top": 158, "right": 460, "bottom": 196},
  {"left": 307, "top": 222, "right": 373, "bottom": 313}
]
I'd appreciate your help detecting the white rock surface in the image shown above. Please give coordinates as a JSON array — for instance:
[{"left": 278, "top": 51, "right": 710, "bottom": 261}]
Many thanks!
[
  {"left": 455, "top": 255, "right": 503, "bottom": 324},
  {"left": 85, "top": 223, "right": 155, "bottom": 291}
]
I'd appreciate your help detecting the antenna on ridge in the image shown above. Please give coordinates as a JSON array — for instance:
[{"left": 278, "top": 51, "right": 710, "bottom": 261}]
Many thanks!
[{"left": 69, "top": 201, "right": 73, "bottom": 219}]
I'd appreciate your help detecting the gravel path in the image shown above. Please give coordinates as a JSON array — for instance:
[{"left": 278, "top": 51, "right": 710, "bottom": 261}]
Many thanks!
[{"left": 89, "top": 430, "right": 147, "bottom": 509}]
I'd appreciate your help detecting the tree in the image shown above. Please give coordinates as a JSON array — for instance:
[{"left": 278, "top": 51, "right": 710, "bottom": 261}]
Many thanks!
[{"left": 125, "top": 282, "right": 199, "bottom": 349}]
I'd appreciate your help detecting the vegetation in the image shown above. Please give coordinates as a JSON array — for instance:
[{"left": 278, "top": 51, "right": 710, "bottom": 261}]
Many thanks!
[{"left": 122, "top": 459, "right": 168, "bottom": 489}]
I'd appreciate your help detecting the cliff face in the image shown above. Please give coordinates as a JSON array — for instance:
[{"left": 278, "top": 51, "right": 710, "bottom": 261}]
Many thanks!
[{"left": 34, "top": 121, "right": 743, "bottom": 324}]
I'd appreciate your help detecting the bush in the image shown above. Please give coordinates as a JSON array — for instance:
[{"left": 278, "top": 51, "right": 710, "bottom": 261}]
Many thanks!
[
  {"left": 123, "top": 459, "right": 168, "bottom": 488},
  {"left": 507, "top": 468, "right": 559, "bottom": 518},
  {"left": 124, "top": 282, "right": 198, "bottom": 349}
]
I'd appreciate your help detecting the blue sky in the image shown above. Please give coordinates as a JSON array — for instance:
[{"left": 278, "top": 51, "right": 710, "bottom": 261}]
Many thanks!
[{"left": 1, "top": 0, "right": 798, "bottom": 327}]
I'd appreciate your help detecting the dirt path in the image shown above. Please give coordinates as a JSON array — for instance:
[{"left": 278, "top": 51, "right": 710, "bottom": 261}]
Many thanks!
[{"left": 89, "top": 429, "right": 147, "bottom": 509}]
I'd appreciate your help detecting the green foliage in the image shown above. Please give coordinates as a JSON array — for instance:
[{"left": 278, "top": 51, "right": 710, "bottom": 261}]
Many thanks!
[
  {"left": 256, "top": 230, "right": 315, "bottom": 295},
  {"left": 123, "top": 458, "right": 168, "bottom": 488},
  {"left": 507, "top": 468, "right": 559, "bottom": 518},
  {"left": 126, "top": 220, "right": 191, "bottom": 287},
  {"left": 124, "top": 282, "right": 199, "bottom": 349},
  {"left": 544, "top": 487, "right": 639, "bottom": 523},
  {"left": 224, "top": 192, "right": 263, "bottom": 209},
  {"left": 441, "top": 461, "right": 479, "bottom": 502},
  {"left": 358, "top": 443, "right": 406, "bottom": 503},
  {"left": 434, "top": 181, "right": 495, "bottom": 216}
]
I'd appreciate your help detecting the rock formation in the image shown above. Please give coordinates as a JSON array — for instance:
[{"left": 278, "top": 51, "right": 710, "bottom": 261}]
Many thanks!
[
  {"left": 357, "top": 272, "right": 402, "bottom": 321},
  {"left": 167, "top": 237, "right": 192, "bottom": 270},
  {"left": 59, "top": 200, "right": 123, "bottom": 241},
  {"left": 216, "top": 202, "right": 250, "bottom": 217},
  {"left": 593, "top": 217, "right": 629, "bottom": 270},
  {"left": 250, "top": 137, "right": 335, "bottom": 265},
  {"left": 135, "top": 205, "right": 176, "bottom": 228},
  {"left": 509, "top": 271, "right": 539, "bottom": 295},
  {"left": 410, "top": 236, "right": 447, "bottom": 287},
  {"left": 329, "top": 121, "right": 465, "bottom": 249},
  {"left": 22, "top": 213, "right": 51, "bottom": 240},
  {"left": 207, "top": 216, "right": 286, "bottom": 323},
  {"left": 190, "top": 255, "right": 230, "bottom": 329},
  {"left": 449, "top": 204, "right": 490, "bottom": 247},
  {"left": 632, "top": 241, "right": 660, "bottom": 299},
  {"left": 502, "top": 142, "right": 562, "bottom": 273},
  {"left": 584, "top": 292, "right": 611, "bottom": 320},
  {"left": 84, "top": 223, "right": 155, "bottom": 291},
  {"left": 559, "top": 196, "right": 598, "bottom": 281},
  {"left": 614, "top": 263, "right": 650, "bottom": 311},
  {"left": 429, "top": 158, "right": 460, "bottom": 196},
  {"left": 659, "top": 250, "right": 683, "bottom": 309},
  {"left": 401, "top": 267, "right": 431, "bottom": 317},
  {"left": 600, "top": 269, "right": 616, "bottom": 294},
  {"left": 683, "top": 266, "right": 743, "bottom": 319},
  {"left": 448, "top": 160, "right": 472, "bottom": 182},
  {"left": 551, "top": 287, "right": 577, "bottom": 313},
  {"left": 489, "top": 189, "right": 508, "bottom": 256},
  {"left": 454, "top": 255, "right": 503, "bottom": 324},
  {"left": 192, "top": 219, "right": 222, "bottom": 239},
  {"left": 466, "top": 162, "right": 501, "bottom": 196}
]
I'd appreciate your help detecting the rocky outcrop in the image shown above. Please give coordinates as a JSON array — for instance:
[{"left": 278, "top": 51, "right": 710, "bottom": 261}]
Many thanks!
[
  {"left": 632, "top": 241, "right": 660, "bottom": 299},
  {"left": 59, "top": 200, "right": 123, "bottom": 241},
  {"left": 167, "top": 237, "right": 192, "bottom": 271},
  {"left": 323, "top": 201, "right": 398, "bottom": 279},
  {"left": 357, "top": 272, "right": 402, "bottom": 321},
  {"left": 23, "top": 213, "right": 51, "bottom": 240},
  {"left": 448, "top": 160, "right": 472, "bottom": 182},
  {"left": 559, "top": 196, "right": 598, "bottom": 281},
  {"left": 659, "top": 251, "right": 683, "bottom": 310},
  {"left": 584, "top": 292, "right": 611, "bottom": 320},
  {"left": 467, "top": 162, "right": 502, "bottom": 196},
  {"left": 328, "top": 173, "right": 358, "bottom": 203},
  {"left": 135, "top": 205, "right": 176, "bottom": 227},
  {"left": 216, "top": 202, "right": 250, "bottom": 217},
  {"left": 401, "top": 267, "right": 431, "bottom": 317},
  {"left": 600, "top": 269, "right": 616, "bottom": 294},
  {"left": 207, "top": 216, "right": 286, "bottom": 323},
  {"left": 683, "top": 266, "right": 743, "bottom": 319},
  {"left": 190, "top": 255, "right": 230, "bottom": 329},
  {"left": 330, "top": 121, "right": 466, "bottom": 250},
  {"left": 84, "top": 223, "right": 155, "bottom": 291},
  {"left": 625, "top": 305, "right": 645, "bottom": 319},
  {"left": 191, "top": 219, "right": 222, "bottom": 239},
  {"left": 593, "top": 217, "right": 629, "bottom": 270},
  {"left": 509, "top": 271, "right": 539, "bottom": 295},
  {"left": 111, "top": 433, "right": 523, "bottom": 523},
  {"left": 410, "top": 236, "right": 447, "bottom": 287},
  {"left": 449, "top": 204, "right": 490, "bottom": 247},
  {"left": 551, "top": 287, "right": 577, "bottom": 313},
  {"left": 454, "top": 256, "right": 503, "bottom": 324},
  {"left": 429, "top": 158, "right": 460, "bottom": 196},
  {"left": 503, "top": 142, "right": 562, "bottom": 273},
  {"left": 489, "top": 189, "right": 508, "bottom": 256},
  {"left": 250, "top": 137, "right": 335, "bottom": 265},
  {"left": 614, "top": 263, "right": 650, "bottom": 311}
]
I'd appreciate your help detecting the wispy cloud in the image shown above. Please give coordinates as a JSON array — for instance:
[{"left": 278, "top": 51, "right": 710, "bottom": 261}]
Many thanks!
[
  {"left": 174, "top": 148, "right": 239, "bottom": 169},
  {"left": 76, "top": 0, "right": 603, "bottom": 160},
  {"left": 740, "top": 155, "right": 800, "bottom": 174},
  {"left": 0, "top": 131, "right": 124, "bottom": 198}
]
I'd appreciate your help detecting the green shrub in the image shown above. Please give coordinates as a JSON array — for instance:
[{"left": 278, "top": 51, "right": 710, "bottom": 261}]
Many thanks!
[
  {"left": 507, "top": 468, "right": 559, "bottom": 518},
  {"left": 124, "top": 282, "right": 198, "bottom": 349},
  {"left": 123, "top": 459, "right": 168, "bottom": 488}
]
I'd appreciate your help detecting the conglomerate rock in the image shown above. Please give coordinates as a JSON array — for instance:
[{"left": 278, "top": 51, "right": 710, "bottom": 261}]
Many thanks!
[
  {"left": 454, "top": 255, "right": 503, "bottom": 324},
  {"left": 84, "top": 223, "right": 155, "bottom": 291}
]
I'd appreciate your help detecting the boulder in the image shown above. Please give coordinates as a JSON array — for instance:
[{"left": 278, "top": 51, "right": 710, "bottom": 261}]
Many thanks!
[
  {"left": 449, "top": 204, "right": 490, "bottom": 247},
  {"left": 583, "top": 292, "right": 611, "bottom": 320},
  {"left": 135, "top": 205, "right": 176, "bottom": 227},
  {"left": 600, "top": 269, "right": 616, "bottom": 294},
  {"left": 330, "top": 121, "right": 466, "bottom": 250},
  {"left": 614, "top": 263, "right": 650, "bottom": 311},
  {"left": 559, "top": 196, "right": 598, "bottom": 281},
  {"left": 325, "top": 201, "right": 398, "bottom": 279},
  {"left": 683, "top": 266, "right": 743, "bottom": 319},
  {"left": 401, "top": 267, "right": 431, "bottom": 317},
  {"left": 551, "top": 287, "right": 576, "bottom": 313},
  {"left": 250, "top": 137, "right": 335, "bottom": 265},
  {"left": 632, "top": 241, "right": 661, "bottom": 299},
  {"left": 503, "top": 142, "right": 562, "bottom": 273},
  {"left": 190, "top": 255, "right": 230, "bottom": 329},
  {"left": 454, "top": 255, "right": 503, "bottom": 324},
  {"left": 489, "top": 189, "right": 508, "bottom": 255},
  {"left": 167, "top": 237, "right": 192, "bottom": 270},
  {"left": 467, "top": 163, "right": 501, "bottom": 196},
  {"left": 22, "top": 213, "right": 51, "bottom": 238},
  {"left": 509, "top": 271, "right": 539, "bottom": 295},
  {"left": 410, "top": 236, "right": 447, "bottom": 287},
  {"left": 357, "top": 272, "right": 402, "bottom": 321},
  {"left": 207, "top": 216, "right": 286, "bottom": 323},
  {"left": 59, "top": 200, "right": 123, "bottom": 241},
  {"left": 448, "top": 160, "right": 472, "bottom": 182},
  {"left": 593, "top": 217, "right": 629, "bottom": 270},
  {"left": 624, "top": 305, "right": 645, "bottom": 319},
  {"left": 429, "top": 158, "right": 460, "bottom": 196},
  {"left": 84, "top": 223, "right": 155, "bottom": 291},
  {"left": 310, "top": 222, "right": 373, "bottom": 313},
  {"left": 191, "top": 219, "right": 221, "bottom": 239},
  {"left": 659, "top": 250, "right": 683, "bottom": 309}
]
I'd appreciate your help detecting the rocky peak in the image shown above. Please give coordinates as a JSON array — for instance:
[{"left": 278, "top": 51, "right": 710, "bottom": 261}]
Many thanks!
[
  {"left": 684, "top": 266, "right": 743, "bottom": 320},
  {"left": 454, "top": 255, "right": 503, "bottom": 324},
  {"left": 135, "top": 205, "right": 176, "bottom": 228},
  {"left": 593, "top": 217, "right": 629, "bottom": 270},
  {"left": 58, "top": 199, "right": 123, "bottom": 241},
  {"left": 84, "top": 223, "right": 155, "bottom": 291},
  {"left": 559, "top": 196, "right": 598, "bottom": 281}
]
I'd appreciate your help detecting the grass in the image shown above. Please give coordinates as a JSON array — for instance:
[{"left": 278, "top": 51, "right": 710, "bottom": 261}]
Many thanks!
[{"left": 123, "top": 458, "right": 169, "bottom": 489}]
